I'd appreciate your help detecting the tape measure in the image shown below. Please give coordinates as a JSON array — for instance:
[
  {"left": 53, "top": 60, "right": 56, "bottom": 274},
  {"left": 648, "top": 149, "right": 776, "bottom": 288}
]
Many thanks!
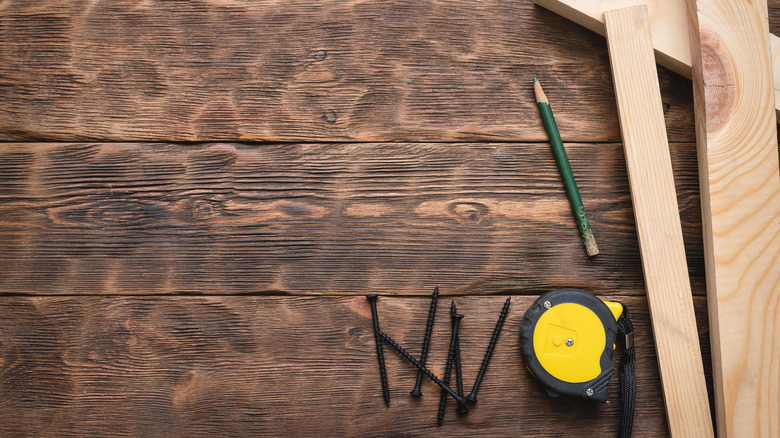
[{"left": 519, "top": 288, "right": 626, "bottom": 403}]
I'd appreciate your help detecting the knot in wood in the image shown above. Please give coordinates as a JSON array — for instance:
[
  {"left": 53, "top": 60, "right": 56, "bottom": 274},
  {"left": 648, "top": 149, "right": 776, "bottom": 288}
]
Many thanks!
[
  {"left": 322, "top": 110, "right": 337, "bottom": 124},
  {"left": 449, "top": 201, "right": 489, "bottom": 225}
]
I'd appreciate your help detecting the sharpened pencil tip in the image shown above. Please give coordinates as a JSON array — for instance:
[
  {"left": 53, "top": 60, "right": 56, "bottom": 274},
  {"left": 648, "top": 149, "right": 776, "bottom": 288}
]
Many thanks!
[
  {"left": 533, "top": 77, "right": 538, "bottom": 83},
  {"left": 533, "top": 78, "right": 548, "bottom": 104}
]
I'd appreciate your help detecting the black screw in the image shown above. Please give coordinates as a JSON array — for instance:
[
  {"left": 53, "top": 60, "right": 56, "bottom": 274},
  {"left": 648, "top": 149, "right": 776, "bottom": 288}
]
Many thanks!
[
  {"left": 452, "top": 301, "right": 465, "bottom": 406},
  {"left": 454, "top": 336, "right": 467, "bottom": 414},
  {"left": 466, "top": 296, "right": 511, "bottom": 404},
  {"left": 366, "top": 295, "right": 390, "bottom": 407},
  {"left": 377, "top": 331, "right": 465, "bottom": 405},
  {"left": 411, "top": 286, "right": 439, "bottom": 397},
  {"left": 438, "top": 301, "right": 466, "bottom": 426}
]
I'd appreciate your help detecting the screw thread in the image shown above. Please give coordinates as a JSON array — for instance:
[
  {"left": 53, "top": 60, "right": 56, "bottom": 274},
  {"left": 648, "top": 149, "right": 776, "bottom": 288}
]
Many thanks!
[
  {"left": 377, "top": 331, "right": 464, "bottom": 404},
  {"left": 437, "top": 311, "right": 461, "bottom": 425},
  {"left": 412, "top": 286, "right": 439, "bottom": 396},
  {"left": 367, "top": 295, "right": 390, "bottom": 407},
  {"left": 467, "top": 296, "right": 511, "bottom": 403},
  {"left": 452, "top": 298, "right": 464, "bottom": 400},
  {"left": 455, "top": 336, "right": 465, "bottom": 403}
]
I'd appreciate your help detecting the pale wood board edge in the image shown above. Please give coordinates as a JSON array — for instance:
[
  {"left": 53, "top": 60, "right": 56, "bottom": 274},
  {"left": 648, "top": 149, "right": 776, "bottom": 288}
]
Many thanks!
[{"left": 604, "top": 6, "right": 714, "bottom": 437}]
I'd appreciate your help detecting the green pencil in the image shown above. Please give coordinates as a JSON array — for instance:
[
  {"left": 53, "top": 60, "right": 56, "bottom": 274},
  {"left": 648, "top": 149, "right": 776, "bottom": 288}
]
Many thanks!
[{"left": 534, "top": 77, "right": 599, "bottom": 256}]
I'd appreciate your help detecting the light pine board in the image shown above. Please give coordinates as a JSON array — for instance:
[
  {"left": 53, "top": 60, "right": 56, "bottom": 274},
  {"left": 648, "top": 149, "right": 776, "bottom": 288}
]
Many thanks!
[
  {"left": 604, "top": 7, "right": 714, "bottom": 437},
  {"left": 535, "top": 0, "right": 780, "bottom": 119},
  {"left": 687, "top": 0, "right": 780, "bottom": 436}
]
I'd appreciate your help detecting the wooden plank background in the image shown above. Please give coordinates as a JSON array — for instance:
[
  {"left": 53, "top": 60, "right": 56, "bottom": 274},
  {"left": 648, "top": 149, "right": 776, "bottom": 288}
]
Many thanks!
[
  {"left": 0, "top": 142, "right": 706, "bottom": 296},
  {"left": 0, "top": 295, "right": 712, "bottom": 437},
  {"left": 0, "top": 0, "right": 699, "bottom": 143},
  {"left": 0, "top": 0, "right": 777, "bottom": 436}
]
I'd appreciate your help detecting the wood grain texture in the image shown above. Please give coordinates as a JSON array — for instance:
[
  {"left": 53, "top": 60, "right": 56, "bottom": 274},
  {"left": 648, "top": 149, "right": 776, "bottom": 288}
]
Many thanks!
[
  {"left": 0, "top": 142, "right": 708, "bottom": 296},
  {"left": 535, "top": 0, "right": 692, "bottom": 77},
  {"left": 0, "top": 294, "right": 711, "bottom": 437},
  {"left": 0, "top": 0, "right": 701, "bottom": 142},
  {"left": 534, "top": 0, "right": 780, "bottom": 120},
  {"left": 687, "top": 0, "right": 780, "bottom": 436},
  {"left": 604, "top": 6, "right": 713, "bottom": 436}
]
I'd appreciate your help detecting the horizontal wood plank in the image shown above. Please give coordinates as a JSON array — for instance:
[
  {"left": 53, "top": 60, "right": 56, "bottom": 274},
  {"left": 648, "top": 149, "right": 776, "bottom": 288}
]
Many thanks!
[
  {"left": 0, "top": 142, "right": 706, "bottom": 295},
  {"left": 0, "top": 294, "right": 712, "bottom": 436},
  {"left": 0, "top": 0, "right": 697, "bottom": 142}
]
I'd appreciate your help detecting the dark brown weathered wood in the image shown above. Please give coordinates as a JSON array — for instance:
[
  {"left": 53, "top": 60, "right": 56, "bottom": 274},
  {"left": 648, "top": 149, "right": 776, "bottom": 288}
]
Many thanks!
[
  {"left": 0, "top": 294, "right": 707, "bottom": 436},
  {"left": 0, "top": 142, "right": 705, "bottom": 296},
  {"left": 771, "top": 4, "right": 780, "bottom": 34},
  {"left": 0, "top": 0, "right": 697, "bottom": 142},
  {"left": 5, "top": 0, "right": 757, "bottom": 434}
]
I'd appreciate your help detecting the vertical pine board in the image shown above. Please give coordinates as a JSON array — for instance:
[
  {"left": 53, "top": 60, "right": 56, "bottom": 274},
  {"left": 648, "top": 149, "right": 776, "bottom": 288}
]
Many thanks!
[
  {"left": 604, "top": 6, "right": 714, "bottom": 437},
  {"left": 686, "top": 0, "right": 780, "bottom": 436}
]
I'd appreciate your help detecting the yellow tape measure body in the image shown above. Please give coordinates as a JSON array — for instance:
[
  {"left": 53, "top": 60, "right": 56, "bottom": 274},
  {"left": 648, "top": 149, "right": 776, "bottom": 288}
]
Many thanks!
[{"left": 520, "top": 288, "right": 623, "bottom": 402}]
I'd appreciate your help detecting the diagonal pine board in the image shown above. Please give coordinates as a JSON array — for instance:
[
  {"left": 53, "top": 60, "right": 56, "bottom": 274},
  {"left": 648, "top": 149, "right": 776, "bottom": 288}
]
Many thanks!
[
  {"left": 535, "top": 0, "right": 780, "bottom": 119},
  {"left": 604, "top": 6, "right": 713, "bottom": 436}
]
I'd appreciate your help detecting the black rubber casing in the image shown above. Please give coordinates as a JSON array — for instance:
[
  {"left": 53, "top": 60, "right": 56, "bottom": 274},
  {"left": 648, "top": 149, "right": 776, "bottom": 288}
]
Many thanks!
[{"left": 519, "top": 288, "right": 620, "bottom": 403}]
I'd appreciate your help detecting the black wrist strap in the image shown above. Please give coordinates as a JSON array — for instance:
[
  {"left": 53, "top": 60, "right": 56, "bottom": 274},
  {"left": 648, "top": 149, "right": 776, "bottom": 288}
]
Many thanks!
[{"left": 616, "top": 305, "right": 635, "bottom": 438}]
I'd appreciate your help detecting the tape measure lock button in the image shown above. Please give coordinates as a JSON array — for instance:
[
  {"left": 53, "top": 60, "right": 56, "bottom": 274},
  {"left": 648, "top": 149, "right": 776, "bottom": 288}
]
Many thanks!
[{"left": 520, "top": 288, "right": 623, "bottom": 403}]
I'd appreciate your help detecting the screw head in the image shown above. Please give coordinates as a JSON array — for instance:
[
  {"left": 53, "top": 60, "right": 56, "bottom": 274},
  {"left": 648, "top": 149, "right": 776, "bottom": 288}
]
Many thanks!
[
  {"left": 586, "top": 388, "right": 594, "bottom": 397},
  {"left": 565, "top": 338, "right": 574, "bottom": 347},
  {"left": 543, "top": 300, "right": 552, "bottom": 309}
]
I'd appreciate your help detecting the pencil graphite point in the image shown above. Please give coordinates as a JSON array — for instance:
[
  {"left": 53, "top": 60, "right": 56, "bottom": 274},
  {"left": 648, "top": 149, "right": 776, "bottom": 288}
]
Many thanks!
[{"left": 533, "top": 78, "right": 548, "bottom": 104}]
